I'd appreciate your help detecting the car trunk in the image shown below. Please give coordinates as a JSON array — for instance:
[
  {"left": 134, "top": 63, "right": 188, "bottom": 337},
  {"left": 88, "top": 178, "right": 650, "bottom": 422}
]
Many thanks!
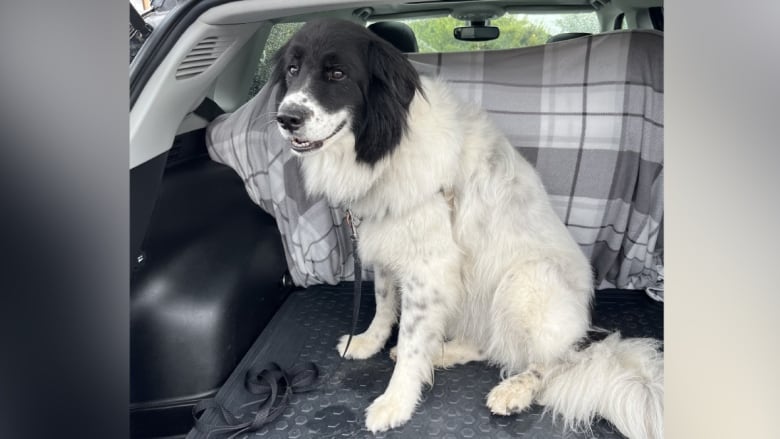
[{"left": 130, "top": 5, "right": 663, "bottom": 435}]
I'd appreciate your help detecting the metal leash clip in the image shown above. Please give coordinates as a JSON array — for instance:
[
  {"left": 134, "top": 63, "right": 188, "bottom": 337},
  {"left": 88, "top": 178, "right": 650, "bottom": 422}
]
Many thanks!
[{"left": 345, "top": 209, "right": 361, "bottom": 239}]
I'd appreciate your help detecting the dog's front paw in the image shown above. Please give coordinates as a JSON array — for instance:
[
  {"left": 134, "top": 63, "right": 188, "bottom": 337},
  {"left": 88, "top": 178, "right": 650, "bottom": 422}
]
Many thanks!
[
  {"left": 365, "top": 391, "right": 416, "bottom": 433},
  {"left": 336, "top": 333, "right": 383, "bottom": 359}
]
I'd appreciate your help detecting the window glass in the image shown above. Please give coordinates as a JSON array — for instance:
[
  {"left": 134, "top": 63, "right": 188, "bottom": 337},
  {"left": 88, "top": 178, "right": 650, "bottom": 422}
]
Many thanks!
[
  {"left": 248, "top": 22, "right": 305, "bottom": 98},
  {"left": 390, "top": 12, "right": 600, "bottom": 53}
]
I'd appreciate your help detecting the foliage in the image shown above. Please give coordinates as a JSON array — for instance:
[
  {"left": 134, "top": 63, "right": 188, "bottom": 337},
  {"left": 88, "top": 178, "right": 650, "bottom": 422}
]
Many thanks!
[
  {"left": 553, "top": 13, "right": 602, "bottom": 34},
  {"left": 405, "top": 16, "right": 550, "bottom": 53},
  {"left": 249, "top": 22, "right": 304, "bottom": 98}
]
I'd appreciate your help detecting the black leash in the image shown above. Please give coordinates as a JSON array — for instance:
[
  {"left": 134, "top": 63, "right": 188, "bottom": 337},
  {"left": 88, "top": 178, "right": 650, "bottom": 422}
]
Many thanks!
[
  {"left": 341, "top": 209, "right": 362, "bottom": 357},
  {"left": 192, "top": 362, "right": 319, "bottom": 438}
]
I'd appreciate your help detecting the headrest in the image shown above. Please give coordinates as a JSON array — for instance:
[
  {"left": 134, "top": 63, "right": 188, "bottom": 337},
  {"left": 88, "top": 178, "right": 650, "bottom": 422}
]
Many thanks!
[
  {"left": 368, "top": 21, "right": 419, "bottom": 53},
  {"left": 547, "top": 32, "right": 592, "bottom": 43}
]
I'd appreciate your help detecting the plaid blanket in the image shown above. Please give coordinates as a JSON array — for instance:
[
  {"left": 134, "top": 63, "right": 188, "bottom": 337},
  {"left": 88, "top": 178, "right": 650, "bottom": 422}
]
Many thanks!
[{"left": 206, "top": 30, "right": 663, "bottom": 290}]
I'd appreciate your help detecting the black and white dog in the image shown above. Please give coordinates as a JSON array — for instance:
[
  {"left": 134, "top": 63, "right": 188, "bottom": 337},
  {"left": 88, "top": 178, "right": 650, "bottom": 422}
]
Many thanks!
[{"left": 272, "top": 18, "right": 663, "bottom": 438}]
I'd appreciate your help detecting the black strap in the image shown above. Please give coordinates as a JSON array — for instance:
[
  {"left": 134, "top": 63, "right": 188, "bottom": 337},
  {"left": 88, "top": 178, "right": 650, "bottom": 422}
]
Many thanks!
[
  {"left": 193, "top": 362, "right": 319, "bottom": 438},
  {"left": 193, "top": 97, "right": 226, "bottom": 122},
  {"left": 340, "top": 210, "right": 362, "bottom": 357}
]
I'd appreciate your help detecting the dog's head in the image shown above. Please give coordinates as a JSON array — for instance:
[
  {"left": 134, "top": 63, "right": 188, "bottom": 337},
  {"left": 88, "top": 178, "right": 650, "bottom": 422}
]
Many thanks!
[{"left": 271, "top": 19, "right": 421, "bottom": 165}]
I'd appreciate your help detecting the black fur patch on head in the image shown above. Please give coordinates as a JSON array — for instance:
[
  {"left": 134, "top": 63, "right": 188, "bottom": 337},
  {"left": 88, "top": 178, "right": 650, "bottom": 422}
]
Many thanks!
[
  {"left": 270, "top": 18, "right": 422, "bottom": 165},
  {"left": 356, "top": 37, "right": 421, "bottom": 164}
]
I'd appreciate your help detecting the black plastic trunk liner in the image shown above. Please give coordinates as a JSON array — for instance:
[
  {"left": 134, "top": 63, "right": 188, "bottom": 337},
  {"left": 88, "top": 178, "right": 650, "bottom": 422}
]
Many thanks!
[{"left": 187, "top": 283, "right": 663, "bottom": 439}]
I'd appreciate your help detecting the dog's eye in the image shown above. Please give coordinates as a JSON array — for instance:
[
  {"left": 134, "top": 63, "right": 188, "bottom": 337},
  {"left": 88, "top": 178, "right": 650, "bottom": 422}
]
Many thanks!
[
  {"left": 328, "top": 69, "right": 346, "bottom": 81},
  {"left": 287, "top": 65, "right": 299, "bottom": 76}
]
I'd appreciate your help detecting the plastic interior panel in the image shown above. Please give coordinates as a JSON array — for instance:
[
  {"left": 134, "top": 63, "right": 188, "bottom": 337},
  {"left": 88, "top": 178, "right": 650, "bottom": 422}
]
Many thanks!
[
  {"left": 132, "top": 156, "right": 289, "bottom": 404},
  {"left": 131, "top": 19, "right": 261, "bottom": 169},
  {"left": 131, "top": 146, "right": 290, "bottom": 437}
]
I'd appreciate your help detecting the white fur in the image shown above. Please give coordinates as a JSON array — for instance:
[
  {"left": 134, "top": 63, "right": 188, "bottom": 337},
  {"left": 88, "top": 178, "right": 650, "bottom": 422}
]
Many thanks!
[{"left": 288, "top": 77, "right": 664, "bottom": 438}]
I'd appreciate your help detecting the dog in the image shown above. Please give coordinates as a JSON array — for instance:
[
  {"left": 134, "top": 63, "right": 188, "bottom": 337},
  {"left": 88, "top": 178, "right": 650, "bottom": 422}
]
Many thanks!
[{"left": 272, "top": 18, "right": 663, "bottom": 438}]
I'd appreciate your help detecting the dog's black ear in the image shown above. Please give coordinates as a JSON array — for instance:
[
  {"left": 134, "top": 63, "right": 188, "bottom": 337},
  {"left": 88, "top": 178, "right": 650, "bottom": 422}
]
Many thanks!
[{"left": 356, "top": 39, "right": 422, "bottom": 165}]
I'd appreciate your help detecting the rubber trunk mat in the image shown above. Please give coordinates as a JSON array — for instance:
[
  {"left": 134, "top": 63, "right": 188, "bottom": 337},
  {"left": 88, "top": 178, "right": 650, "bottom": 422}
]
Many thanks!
[{"left": 187, "top": 283, "right": 663, "bottom": 439}]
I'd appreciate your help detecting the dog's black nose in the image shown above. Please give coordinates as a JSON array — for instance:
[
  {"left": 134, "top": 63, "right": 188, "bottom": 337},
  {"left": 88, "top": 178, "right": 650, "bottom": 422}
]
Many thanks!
[{"left": 276, "top": 105, "right": 311, "bottom": 132}]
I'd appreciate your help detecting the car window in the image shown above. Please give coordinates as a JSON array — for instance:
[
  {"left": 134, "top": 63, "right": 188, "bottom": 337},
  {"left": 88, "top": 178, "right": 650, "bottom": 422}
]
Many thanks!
[
  {"left": 391, "top": 12, "right": 600, "bottom": 53},
  {"left": 248, "top": 22, "right": 305, "bottom": 99},
  {"left": 246, "top": 12, "right": 601, "bottom": 97}
]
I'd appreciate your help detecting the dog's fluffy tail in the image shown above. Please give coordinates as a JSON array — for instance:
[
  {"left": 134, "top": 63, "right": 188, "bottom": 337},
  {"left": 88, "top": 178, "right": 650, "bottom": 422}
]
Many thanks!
[{"left": 538, "top": 332, "right": 664, "bottom": 439}]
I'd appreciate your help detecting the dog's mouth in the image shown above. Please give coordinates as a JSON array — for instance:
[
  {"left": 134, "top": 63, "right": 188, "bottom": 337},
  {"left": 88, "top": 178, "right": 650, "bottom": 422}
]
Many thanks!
[{"left": 289, "top": 120, "right": 347, "bottom": 153}]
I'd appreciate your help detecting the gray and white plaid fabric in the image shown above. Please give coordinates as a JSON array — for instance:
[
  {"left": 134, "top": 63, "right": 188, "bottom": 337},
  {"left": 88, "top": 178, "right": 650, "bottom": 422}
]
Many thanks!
[{"left": 206, "top": 30, "right": 664, "bottom": 289}]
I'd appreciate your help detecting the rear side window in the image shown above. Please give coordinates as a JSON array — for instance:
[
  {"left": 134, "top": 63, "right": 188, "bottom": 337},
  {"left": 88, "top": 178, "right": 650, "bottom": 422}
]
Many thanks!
[
  {"left": 395, "top": 12, "right": 600, "bottom": 53},
  {"left": 248, "top": 22, "right": 304, "bottom": 99}
]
